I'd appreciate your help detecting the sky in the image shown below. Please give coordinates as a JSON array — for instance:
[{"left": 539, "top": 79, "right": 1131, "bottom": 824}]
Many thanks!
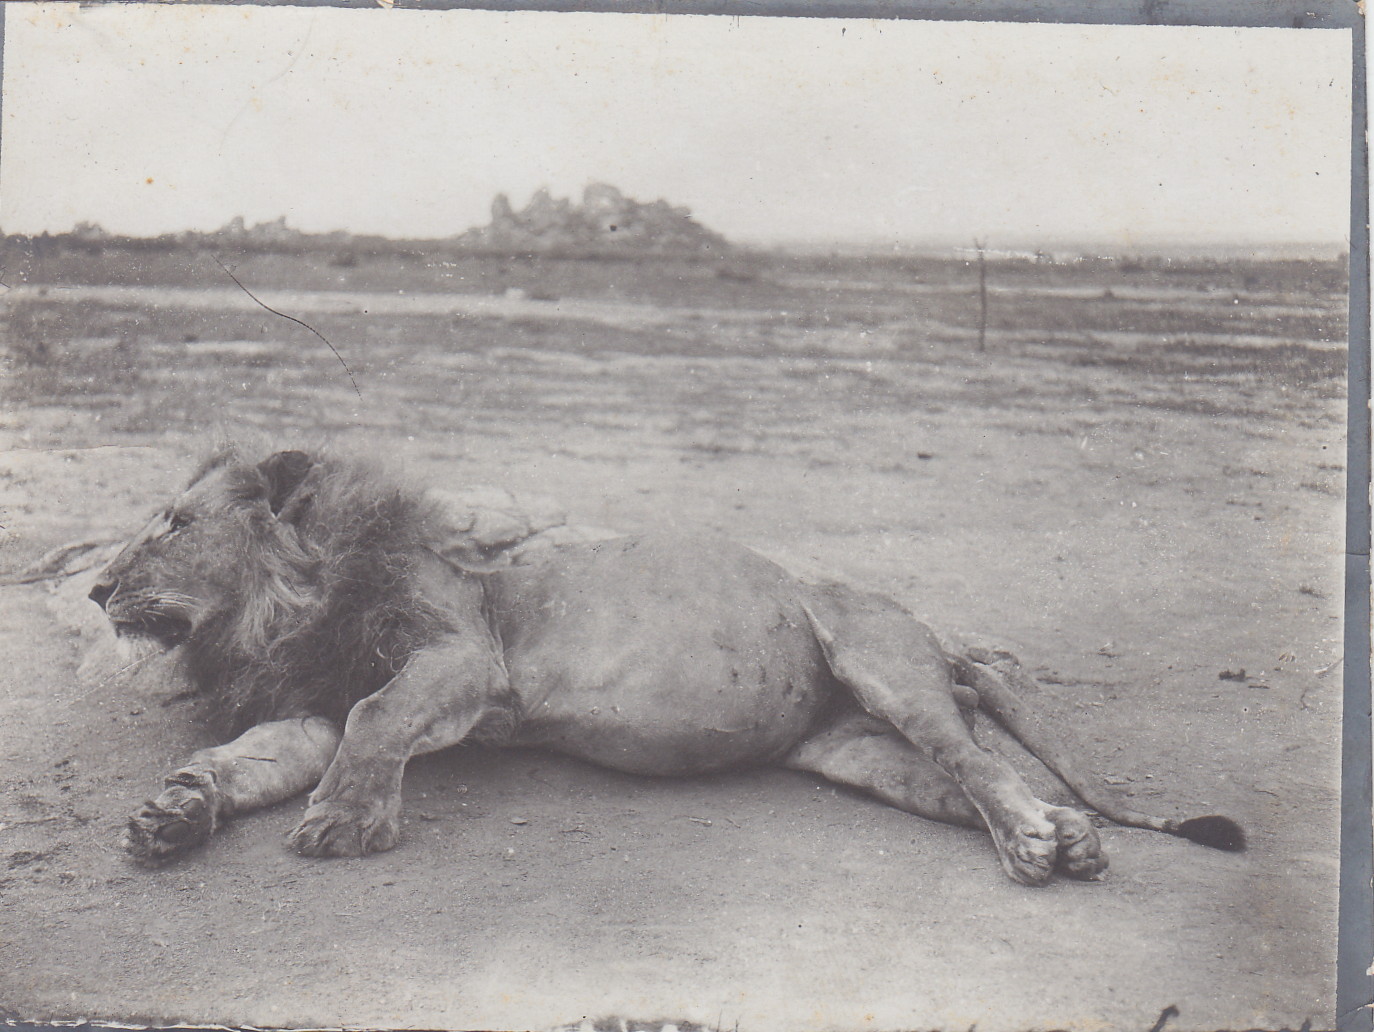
[{"left": 0, "top": 4, "right": 1355, "bottom": 250}]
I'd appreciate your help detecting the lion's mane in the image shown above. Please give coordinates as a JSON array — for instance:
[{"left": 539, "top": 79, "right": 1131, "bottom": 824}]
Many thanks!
[{"left": 181, "top": 445, "right": 453, "bottom": 737}]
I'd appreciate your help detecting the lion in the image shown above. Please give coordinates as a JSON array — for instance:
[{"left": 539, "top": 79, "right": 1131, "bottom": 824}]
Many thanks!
[{"left": 88, "top": 445, "right": 1244, "bottom": 885}]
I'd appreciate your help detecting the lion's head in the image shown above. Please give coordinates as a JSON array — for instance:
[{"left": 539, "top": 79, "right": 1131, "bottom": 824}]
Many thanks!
[
  {"left": 90, "top": 449, "right": 317, "bottom": 647},
  {"left": 90, "top": 445, "right": 448, "bottom": 734}
]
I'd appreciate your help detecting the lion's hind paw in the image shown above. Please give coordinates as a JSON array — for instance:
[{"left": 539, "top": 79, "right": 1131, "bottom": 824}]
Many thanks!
[
  {"left": 124, "top": 776, "right": 219, "bottom": 866},
  {"left": 1047, "top": 806, "right": 1108, "bottom": 881},
  {"left": 989, "top": 804, "right": 1108, "bottom": 885},
  {"left": 988, "top": 811, "right": 1058, "bottom": 886},
  {"left": 289, "top": 799, "right": 398, "bottom": 858}
]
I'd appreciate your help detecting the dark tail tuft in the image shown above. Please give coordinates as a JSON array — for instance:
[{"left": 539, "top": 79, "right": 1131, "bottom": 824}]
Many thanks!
[{"left": 1174, "top": 815, "right": 1246, "bottom": 852}]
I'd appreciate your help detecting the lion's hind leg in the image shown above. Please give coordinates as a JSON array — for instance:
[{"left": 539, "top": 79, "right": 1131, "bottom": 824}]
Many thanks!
[
  {"left": 785, "top": 709, "right": 1103, "bottom": 880},
  {"left": 801, "top": 585, "right": 1106, "bottom": 885},
  {"left": 125, "top": 716, "right": 341, "bottom": 865},
  {"left": 784, "top": 710, "right": 985, "bottom": 831},
  {"left": 955, "top": 648, "right": 1245, "bottom": 854}
]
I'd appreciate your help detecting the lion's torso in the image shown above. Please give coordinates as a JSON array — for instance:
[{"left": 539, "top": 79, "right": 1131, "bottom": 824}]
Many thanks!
[{"left": 476, "top": 533, "right": 839, "bottom": 775}]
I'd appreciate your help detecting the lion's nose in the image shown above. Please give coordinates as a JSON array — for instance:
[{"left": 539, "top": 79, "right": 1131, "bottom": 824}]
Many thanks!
[{"left": 88, "top": 580, "right": 117, "bottom": 610}]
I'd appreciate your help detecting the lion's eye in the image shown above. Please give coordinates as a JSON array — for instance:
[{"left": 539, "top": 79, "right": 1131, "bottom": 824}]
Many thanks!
[{"left": 168, "top": 512, "right": 193, "bottom": 533}]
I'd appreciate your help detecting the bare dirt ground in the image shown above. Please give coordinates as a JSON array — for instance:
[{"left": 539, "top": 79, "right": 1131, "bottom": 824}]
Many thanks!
[{"left": 0, "top": 247, "right": 1348, "bottom": 1031}]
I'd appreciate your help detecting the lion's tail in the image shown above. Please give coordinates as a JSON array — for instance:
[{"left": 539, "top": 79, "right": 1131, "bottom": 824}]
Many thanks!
[{"left": 952, "top": 653, "right": 1246, "bottom": 852}]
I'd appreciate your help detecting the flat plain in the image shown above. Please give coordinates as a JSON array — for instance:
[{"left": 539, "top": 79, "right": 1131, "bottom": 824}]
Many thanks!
[{"left": 0, "top": 243, "right": 1349, "bottom": 1030}]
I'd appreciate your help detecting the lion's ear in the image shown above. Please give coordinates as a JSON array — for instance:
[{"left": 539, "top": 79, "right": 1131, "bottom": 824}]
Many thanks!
[{"left": 257, "top": 451, "right": 314, "bottom": 517}]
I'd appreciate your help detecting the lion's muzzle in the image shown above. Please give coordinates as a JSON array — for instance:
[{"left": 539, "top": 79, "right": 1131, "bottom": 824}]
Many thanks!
[
  {"left": 89, "top": 579, "right": 117, "bottom": 610},
  {"left": 89, "top": 579, "right": 195, "bottom": 644}
]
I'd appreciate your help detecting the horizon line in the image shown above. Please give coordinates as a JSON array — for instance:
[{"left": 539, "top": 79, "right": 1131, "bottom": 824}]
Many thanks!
[{"left": 0, "top": 223, "right": 1350, "bottom": 260}]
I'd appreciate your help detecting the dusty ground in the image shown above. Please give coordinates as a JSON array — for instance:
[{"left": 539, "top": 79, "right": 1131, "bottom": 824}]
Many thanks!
[{"left": 0, "top": 247, "right": 1348, "bottom": 1030}]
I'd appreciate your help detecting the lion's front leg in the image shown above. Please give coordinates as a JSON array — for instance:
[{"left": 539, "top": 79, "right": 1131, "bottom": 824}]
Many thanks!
[
  {"left": 126, "top": 716, "right": 341, "bottom": 866},
  {"left": 290, "top": 637, "right": 509, "bottom": 858}
]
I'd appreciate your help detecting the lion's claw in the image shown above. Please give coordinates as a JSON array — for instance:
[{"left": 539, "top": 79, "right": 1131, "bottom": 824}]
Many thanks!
[
  {"left": 289, "top": 799, "right": 398, "bottom": 857},
  {"left": 123, "top": 776, "right": 219, "bottom": 866}
]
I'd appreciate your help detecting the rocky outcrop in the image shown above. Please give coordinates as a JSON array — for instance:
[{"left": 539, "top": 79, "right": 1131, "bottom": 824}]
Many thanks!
[{"left": 459, "top": 184, "right": 729, "bottom": 255}]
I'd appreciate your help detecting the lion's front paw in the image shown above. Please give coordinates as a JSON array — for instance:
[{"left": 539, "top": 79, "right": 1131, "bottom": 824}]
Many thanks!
[
  {"left": 124, "top": 771, "right": 220, "bottom": 866},
  {"left": 288, "top": 799, "right": 398, "bottom": 857}
]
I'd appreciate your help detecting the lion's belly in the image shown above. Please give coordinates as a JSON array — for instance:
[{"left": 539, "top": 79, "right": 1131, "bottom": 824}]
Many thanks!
[{"left": 487, "top": 534, "right": 837, "bottom": 776}]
